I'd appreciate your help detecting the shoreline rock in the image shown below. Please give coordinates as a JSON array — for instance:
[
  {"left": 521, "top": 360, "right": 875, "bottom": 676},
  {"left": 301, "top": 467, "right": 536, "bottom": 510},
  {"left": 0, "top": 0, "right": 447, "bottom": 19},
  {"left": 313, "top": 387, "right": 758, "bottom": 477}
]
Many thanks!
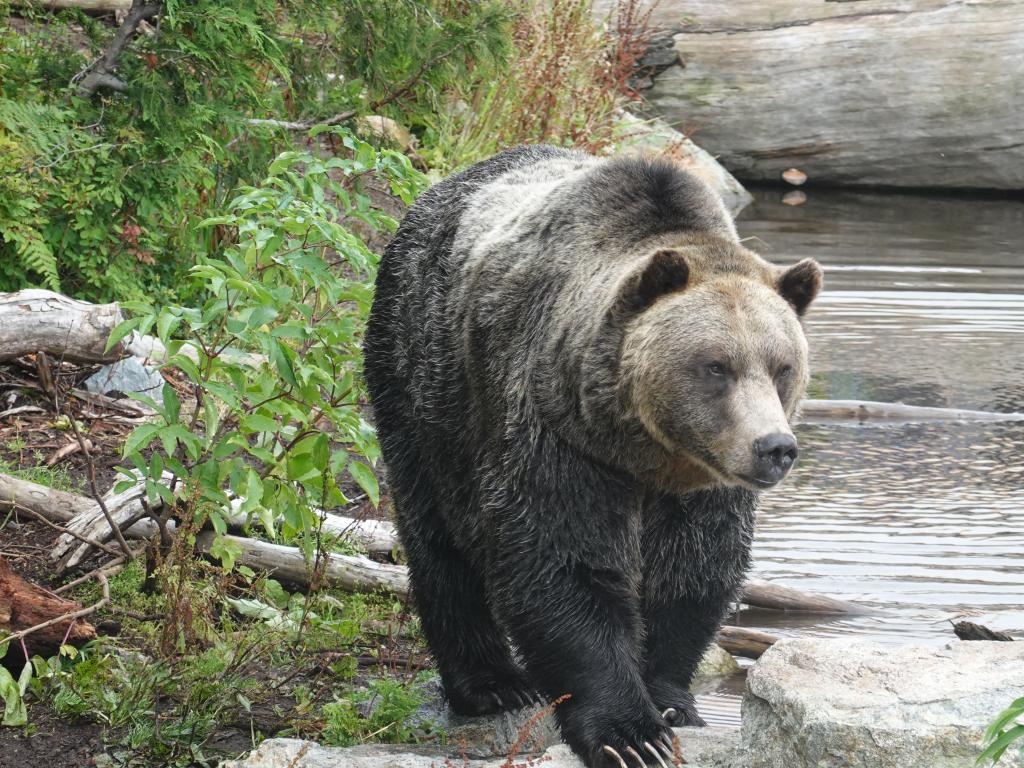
[
  {"left": 743, "top": 638, "right": 1024, "bottom": 767},
  {"left": 220, "top": 639, "right": 1024, "bottom": 767}
]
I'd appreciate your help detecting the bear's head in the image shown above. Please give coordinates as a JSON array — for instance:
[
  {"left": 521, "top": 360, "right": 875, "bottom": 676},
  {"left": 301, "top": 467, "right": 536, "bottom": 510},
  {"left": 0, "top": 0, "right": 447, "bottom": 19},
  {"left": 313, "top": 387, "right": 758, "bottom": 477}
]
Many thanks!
[{"left": 617, "top": 238, "right": 822, "bottom": 493}]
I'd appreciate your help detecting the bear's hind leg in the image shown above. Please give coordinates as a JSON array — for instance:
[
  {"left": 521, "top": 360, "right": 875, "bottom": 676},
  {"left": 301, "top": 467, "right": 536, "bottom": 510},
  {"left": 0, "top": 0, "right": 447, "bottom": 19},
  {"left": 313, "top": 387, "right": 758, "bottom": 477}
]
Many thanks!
[
  {"left": 399, "top": 507, "right": 537, "bottom": 716},
  {"left": 641, "top": 488, "right": 756, "bottom": 727}
]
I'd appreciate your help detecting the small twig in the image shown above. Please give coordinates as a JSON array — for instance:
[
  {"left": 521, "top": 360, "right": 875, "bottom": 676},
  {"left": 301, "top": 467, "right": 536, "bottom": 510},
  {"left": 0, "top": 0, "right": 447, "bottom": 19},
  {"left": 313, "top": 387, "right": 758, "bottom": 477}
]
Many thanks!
[
  {"left": 0, "top": 405, "right": 45, "bottom": 419},
  {"left": 2, "top": 573, "right": 109, "bottom": 645},
  {"left": 54, "top": 556, "right": 125, "bottom": 595},
  {"left": 47, "top": 439, "right": 91, "bottom": 466},
  {"left": 66, "top": 414, "right": 134, "bottom": 560}
]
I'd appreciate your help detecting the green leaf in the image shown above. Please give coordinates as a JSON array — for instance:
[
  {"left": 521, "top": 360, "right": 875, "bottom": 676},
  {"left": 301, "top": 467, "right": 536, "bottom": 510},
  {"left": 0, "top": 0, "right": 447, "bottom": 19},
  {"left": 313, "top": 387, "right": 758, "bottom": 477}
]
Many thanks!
[
  {"left": 269, "top": 339, "right": 297, "bottom": 388},
  {"left": 156, "top": 311, "right": 181, "bottom": 345},
  {"left": 0, "top": 663, "right": 27, "bottom": 726},
  {"left": 104, "top": 316, "right": 143, "bottom": 354},
  {"left": 984, "top": 697, "right": 1024, "bottom": 742},
  {"left": 979, "top": 723, "right": 1024, "bottom": 764},
  {"left": 208, "top": 534, "right": 243, "bottom": 571},
  {"left": 122, "top": 424, "right": 160, "bottom": 458},
  {"left": 347, "top": 460, "right": 379, "bottom": 506},
  {"left": 162, "top": 383, "right": 181, "bottom": 424}
]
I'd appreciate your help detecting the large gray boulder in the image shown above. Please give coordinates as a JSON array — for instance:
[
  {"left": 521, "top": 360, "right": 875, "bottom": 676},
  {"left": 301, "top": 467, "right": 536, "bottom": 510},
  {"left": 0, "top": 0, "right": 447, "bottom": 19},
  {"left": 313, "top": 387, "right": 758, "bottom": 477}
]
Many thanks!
[
  {"left": 743, "top": 638, "right": 1024, "bottom": 767},
  {"left": 611, "top": 0, "right": 1024, "bottom": 190}
]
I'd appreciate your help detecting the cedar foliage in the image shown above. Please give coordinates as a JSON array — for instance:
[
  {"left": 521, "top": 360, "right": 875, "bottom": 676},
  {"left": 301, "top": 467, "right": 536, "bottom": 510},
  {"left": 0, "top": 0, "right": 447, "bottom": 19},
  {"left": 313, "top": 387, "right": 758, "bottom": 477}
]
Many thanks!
[{"left": 0, "top": 1, "right": 512, "bottom": 301}]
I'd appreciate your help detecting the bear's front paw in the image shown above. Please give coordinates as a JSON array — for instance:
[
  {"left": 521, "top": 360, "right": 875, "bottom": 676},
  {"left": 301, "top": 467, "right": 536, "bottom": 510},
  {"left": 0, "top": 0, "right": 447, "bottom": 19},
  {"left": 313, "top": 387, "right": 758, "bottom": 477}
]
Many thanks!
[
  {"left": 444, "top": 669, "right": 542, "bottom": 717},
  {"left": 647, "top": 681, "right": 706, "bottom": 727},
  {"left": 572, "top": 710, "right": 679, "bottom": 768}
]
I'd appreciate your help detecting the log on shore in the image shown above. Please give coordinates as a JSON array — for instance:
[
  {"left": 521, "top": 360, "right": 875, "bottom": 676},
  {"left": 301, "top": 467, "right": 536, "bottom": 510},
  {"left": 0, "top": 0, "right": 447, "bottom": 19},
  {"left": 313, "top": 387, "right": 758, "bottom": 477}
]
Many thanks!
[
  {"left": 800, "top": 399, "right": 1024, "bottom": 424},
  {"left": 0, "top": 289, "right": 173, "bottom": 364},
  {"left": 0, "top": 473, "right": 409, "bottom": 598},
  {"left": 0, "top": 556, "right": 95, "bottom": 661},
  {"left": 193, "top": 533, "right": 409, "bottom": 597},
  {"left": 741, "top": 579, "right": 868, "bottom": 615},
  {"left": 716, "top": 626, "right": 778, "bottom": 660},
  {"left": 638, "top": 0, "right": 1024, "bottom": 190},
  {"left": 0, "top": 289, "right": 263, "bottom": 366}
]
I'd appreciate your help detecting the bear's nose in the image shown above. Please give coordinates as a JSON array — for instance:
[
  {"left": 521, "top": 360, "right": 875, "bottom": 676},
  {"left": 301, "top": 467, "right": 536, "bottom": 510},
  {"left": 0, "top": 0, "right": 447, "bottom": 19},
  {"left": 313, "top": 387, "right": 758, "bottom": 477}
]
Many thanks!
[{"left": 751, "top": 433, "right": 799, "bottom": 485}]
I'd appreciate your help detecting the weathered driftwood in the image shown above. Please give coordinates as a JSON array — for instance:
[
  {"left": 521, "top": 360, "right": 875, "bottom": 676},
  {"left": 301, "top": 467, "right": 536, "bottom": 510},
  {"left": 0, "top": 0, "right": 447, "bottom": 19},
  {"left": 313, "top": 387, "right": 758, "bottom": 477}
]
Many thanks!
[
  {"left": 0, "top": 289, "right": 267, "bottom": 366},
  {"left": 636, "top": 0, "right": 1024, "bottom": 189},
  {"left": 0, "top": 473, "right": 161, "bottom": 567},
  {"left": 224, "top": 498, "right": 399, "bottom": 555},
  {"left": 799, "top": 399, "right": 1024, "bottom": 425},
  {"left": 48, "top": 471, "right": 172, "bottom": 571},
  {"left": 0, "top": 472, "right": 94, "bottom": 523},
  {"left": 0, "top": 474, "right": 406, "bottom": 596},
  {"left": 194, "top": 533, "right": 409, "bottom": 596},
  {"left": 0, "top": 556, "right": 96, "bottom": 661},
  {"left": 0, "top": 289, "right": 172, "bottom": 364},
  {"left": 953, "top": 620, "right": 1015, "bottom": 642},
  {"left": 716, "top": 626, "right": 778, "bottom": 660},
  {"left": 741, "top": 578, "right": 868, "bottom": 615}
]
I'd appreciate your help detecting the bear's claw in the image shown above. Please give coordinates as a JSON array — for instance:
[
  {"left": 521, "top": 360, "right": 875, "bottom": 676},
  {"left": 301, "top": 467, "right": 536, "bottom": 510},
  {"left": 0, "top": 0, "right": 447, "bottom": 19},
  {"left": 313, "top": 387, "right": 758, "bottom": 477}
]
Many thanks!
[
  {"left": 645, "top": 741, "right": 668, "bottom": 768},
  {"left": 625, "top": 745, "right": 648, "bottom": 768},
  {"left": 602, "top": 745, "right": 628, "bottom": 768}
]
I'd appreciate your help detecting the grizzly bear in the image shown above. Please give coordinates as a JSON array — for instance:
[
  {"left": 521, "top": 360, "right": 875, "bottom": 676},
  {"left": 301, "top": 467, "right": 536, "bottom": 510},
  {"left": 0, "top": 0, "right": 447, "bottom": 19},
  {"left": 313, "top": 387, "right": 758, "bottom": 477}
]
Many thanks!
[{"left": 364, "top": 146, "right": 821, "bottom": 768}]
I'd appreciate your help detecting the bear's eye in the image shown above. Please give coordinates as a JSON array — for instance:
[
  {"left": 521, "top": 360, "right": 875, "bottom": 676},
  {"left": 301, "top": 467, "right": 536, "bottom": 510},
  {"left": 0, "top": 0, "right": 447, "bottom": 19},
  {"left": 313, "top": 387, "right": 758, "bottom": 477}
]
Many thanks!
[
  {"left": 705, "top": 362, "right": 729, "bottom": 377},
  {"left": 776, "top": 364, "right": 794, "bottom": 379}
]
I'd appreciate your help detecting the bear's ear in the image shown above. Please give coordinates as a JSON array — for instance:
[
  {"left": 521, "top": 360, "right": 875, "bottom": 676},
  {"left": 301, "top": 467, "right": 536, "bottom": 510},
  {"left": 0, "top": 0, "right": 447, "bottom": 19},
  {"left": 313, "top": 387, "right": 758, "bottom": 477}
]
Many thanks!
[
  {"left": 620, "top": 249, "right": 690, "bottom": 312},
  {"left": 777, "top": 258, "right": 823, "bottom": 316}
]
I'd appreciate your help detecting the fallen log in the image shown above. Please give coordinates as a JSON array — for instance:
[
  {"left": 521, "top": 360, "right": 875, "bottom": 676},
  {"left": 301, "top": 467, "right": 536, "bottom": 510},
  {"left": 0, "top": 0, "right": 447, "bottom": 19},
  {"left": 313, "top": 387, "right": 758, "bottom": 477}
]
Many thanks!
[
  {"left": 799, "top": 399, "right": 1024, "bottom": 424},
  {"left": 224, "top": 498, "right": 399, "bottom": 556},
  {"left": 0, "top": 289, "right": 263, "bottom": 367},
  {"left": 194, "top": 532, "right": 409, "bottom": 597},
  {"left": 741, "top": 579, "right": 868, "bottom": 615},
  {"left": 716, "top": 626, "right": 778, "bottom": 660},
  {"left": 0, "top": 473, "right": 406, "bottom": 595},
  {"left": 0, "top": 289, "right": 169, "bottom": 364},
  {"left": 0, "top": 556, "right": 97, "bottom": 662},
  {"left": 639, "top": 0, "right": 1024, "bottom": 190}
]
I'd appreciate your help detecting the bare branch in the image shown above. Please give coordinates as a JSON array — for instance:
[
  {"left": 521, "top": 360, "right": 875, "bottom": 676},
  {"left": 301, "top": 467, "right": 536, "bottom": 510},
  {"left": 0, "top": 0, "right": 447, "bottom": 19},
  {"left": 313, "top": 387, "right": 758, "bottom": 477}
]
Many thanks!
[{"left": 75, "top": 0, "right": 162, "bottom": 97}]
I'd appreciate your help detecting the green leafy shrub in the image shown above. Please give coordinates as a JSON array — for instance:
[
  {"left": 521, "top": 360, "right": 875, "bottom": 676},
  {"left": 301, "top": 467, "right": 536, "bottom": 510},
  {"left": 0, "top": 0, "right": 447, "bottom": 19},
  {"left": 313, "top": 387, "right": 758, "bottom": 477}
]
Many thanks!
[
  {"left": 111, "top": 129, "right": 425, "bottom": 572},
  {"left": 0, "top": 1, "right": 512, "bottom": 301}
]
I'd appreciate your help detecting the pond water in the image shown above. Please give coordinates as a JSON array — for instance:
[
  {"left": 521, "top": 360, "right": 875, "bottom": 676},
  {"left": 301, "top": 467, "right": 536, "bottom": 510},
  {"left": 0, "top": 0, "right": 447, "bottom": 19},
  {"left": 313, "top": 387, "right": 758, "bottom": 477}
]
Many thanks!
[{"left": 695, "top": 188, "right": 1024, "bottom": 727}]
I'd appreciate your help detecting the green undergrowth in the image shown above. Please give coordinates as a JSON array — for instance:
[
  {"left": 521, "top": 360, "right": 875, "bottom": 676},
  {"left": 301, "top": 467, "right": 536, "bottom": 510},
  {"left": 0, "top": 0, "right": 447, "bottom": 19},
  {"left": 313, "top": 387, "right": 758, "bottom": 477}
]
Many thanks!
[
  {"left": 4, "top": 561, "right": 434, "bottom": 767},
  {"left": 0, "top": 446, "right": 78, "bottom": 493}
]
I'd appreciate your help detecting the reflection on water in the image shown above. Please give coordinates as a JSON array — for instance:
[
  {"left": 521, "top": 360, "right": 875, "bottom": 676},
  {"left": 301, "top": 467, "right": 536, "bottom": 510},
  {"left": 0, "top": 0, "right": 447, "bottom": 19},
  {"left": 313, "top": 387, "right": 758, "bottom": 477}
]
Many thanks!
[{"left": 698, "top": 188, "right": 1024, "bottom": 726}]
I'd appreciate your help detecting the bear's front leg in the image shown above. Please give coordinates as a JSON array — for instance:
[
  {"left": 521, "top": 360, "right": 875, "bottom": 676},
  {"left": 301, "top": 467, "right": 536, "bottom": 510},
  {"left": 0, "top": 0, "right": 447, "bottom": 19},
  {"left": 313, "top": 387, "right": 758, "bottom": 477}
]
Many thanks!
[
  {"left": 641, "top": 488, "right": 757, "bottom": 727},
  {"left": 483, "top": 440, "right": 676, "bottom": 768}
]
